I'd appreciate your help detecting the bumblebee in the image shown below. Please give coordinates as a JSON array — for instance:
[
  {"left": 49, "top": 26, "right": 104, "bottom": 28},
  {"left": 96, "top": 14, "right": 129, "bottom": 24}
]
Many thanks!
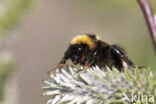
[{"left": 49, "top": 34, "right": 135, "bottom": 73}]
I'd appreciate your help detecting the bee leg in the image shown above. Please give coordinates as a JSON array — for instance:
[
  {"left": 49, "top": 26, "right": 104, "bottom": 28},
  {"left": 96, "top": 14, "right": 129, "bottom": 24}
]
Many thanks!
[
  {"left": 138, "top": 66, "right": 146, "bottom": 69},
  {"left": 47, "top": 63, "right": 66, "bottom": 74},
  {"left": 77, "top": 61, "right": 91, "bottom": 72},
  {"left": 135, "top": 65, "right": 146, "bottom": 70},
  {"left": 47, "top": 58, "right": 66, "bottom": 74},
  {"left": 47, "top": 63, "right": 59, "bottom": 74}
]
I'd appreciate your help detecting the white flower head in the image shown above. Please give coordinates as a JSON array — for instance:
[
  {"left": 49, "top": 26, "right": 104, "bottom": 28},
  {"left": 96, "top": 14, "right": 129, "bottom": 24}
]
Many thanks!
[{"left": 43, "top": 66, "right": 156, "bottom": 104}]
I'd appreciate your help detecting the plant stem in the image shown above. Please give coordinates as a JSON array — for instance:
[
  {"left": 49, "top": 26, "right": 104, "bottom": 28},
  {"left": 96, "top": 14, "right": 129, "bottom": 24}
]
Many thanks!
[{"left": 137, "top": 0, "right": 156, "bottom": 52}]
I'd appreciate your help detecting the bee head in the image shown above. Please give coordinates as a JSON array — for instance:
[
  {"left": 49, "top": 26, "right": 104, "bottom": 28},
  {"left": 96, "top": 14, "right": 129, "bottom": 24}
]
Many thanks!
[{"left": 64, "top": 43, "right": 89, "bottom": 64}]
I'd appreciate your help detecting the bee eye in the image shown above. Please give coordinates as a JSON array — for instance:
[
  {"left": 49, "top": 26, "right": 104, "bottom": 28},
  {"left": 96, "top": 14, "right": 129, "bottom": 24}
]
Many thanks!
[
  {"left": 77, "top": 47, "right": 83, "bottom": 53},
  {"left": 93, "top": 51, "right": 98, "bottom": 56},
  {"left": 78, "top": 47, "right": 82, "bottom": 51}
]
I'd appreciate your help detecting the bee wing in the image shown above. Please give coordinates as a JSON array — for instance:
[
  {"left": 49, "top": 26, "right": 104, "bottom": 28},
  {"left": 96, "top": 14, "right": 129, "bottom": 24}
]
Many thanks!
[
  {"left": 111, "top": 45, "right": 126, "bottom": 57},
  {"left": 111, "top": 45, "right": 134, "bottom": 67}
]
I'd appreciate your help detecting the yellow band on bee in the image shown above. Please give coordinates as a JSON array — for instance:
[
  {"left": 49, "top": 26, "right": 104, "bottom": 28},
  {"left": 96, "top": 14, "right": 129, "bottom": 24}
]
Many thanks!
[{"left": 71, "top": 35, "right": 96, "bottom": 50}]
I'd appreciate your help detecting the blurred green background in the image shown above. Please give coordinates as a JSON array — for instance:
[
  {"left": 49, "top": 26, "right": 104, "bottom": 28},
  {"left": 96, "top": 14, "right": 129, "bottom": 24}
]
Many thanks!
[{"left": 0, "top": 0, "right": 156, "bottom": 104}]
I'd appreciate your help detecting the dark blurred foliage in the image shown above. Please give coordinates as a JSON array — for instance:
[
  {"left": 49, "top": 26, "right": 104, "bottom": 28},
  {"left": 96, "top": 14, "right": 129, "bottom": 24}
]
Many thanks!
[
  {"left": 0, "top": 0, "right": 33, "bottom": 103},
  {"left": 0, "top": 53, "right": 15, "bottom": 101}
]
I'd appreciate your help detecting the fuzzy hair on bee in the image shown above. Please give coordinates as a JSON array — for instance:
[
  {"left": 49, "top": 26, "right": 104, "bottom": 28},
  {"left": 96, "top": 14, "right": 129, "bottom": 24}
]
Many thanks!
[{"left": 48, "top": 34, "right": 136, "bottom": 73}]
